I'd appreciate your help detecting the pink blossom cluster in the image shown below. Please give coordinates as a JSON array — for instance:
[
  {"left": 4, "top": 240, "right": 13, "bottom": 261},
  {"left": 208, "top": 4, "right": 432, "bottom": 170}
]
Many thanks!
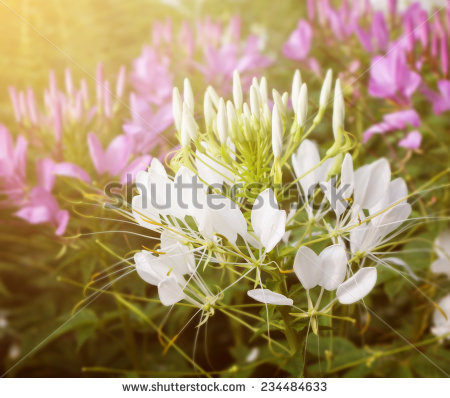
[
  {"left": 123, "top": 16, "right": 273, "bottom": 155},
  {"left": 283, "top": 0, "right": 450, "bottom": 150},
  {"left": 2, "top": 66, "right": 151, "bottom": 235}
]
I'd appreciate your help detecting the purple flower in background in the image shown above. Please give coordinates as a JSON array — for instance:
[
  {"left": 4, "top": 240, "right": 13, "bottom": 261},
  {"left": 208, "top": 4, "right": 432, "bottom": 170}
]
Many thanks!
[
  {"left": 431, "top": 80, "right": 450, "bottom": 114},
  {"left": 356, "top": 11, "right": 389, "bottom": 53},
  {"left": 8, "top": 65, "right": 126, "bottom": 143},
  {"left": 283, "top": 20, "right": 313, "bottom": 61},
  {"left": 0, "top": 125, "right": 27, "bottom": 203},
  {"left": 130, "top": 47, "right": 173, "bottom": 105},
  {"left": 15, "top": 187, "right": 69, "bottom": 236},
  {"left": 196, "top": 35, "right": 272, "bottom": 92},
  {"left": 132, "top": 16, "right": 272, "bottom": 98},
  {"left": 368, "top": 47, "right": 421, "bottom": 103},
  {"left": 36, "top": 158, "right": 91, "bottom": 191},
  {"left": 363, "top": 109, "right": 421, "bottom": 142},
  {"left": 15, "top": 157, "right": 89, "bottom": 236},
  {"left": 122, "top": 94, "right": 173, "bottom": 154},
  {"left": 398, "top": 130, "right": 422, "bottom": 150},
  {"left": 422, "top": 80, "right": 450, "bottom": 114},
  {"left": 88, "top": 133, "right": 151, "bottom": 183}
]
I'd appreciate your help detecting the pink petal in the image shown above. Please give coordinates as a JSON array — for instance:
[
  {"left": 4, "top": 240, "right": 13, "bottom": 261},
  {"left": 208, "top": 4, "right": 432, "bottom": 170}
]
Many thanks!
[
  {"left": 55, "top": 209, "right": 70, "bottom": 235},
  {"left": 104, "top": 135, "right": 132, "bottom": 176},
  {"left": 398, "top": 130, "right": 422, "bottom": 150},
  {"left": 87, "top": 132, "right": 106, "bottom": 174},
  {"left": 37, "top": 158, "right": 56, "bottom": 191},
  {"left": 53, "top": 162, "right": 91, "bottom": 183},
  {"left": 120, "top": 155, "right": 152, "bottom": 184}
]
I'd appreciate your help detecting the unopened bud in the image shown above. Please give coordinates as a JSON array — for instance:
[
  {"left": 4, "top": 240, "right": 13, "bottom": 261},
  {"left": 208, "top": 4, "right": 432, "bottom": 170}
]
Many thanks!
[
  {"left": 217, "top": 98, "right": 228, "bottom": 144},
  {"left": 272, "top": 104, "right": 283, "bottom": 158},
  {"left": 296, "top": 83, "right": 308, "bottom": 127},
  {"left": 181, "top": 103, "right": 198, "bottom": 147},
  {"left": 183, "top": 78, "right": 194, "bottom": 112},
  {"left": 172, "top": 87, "right": 183, "bottom": 132},
  {"left": 332, "top": 79, "right": 345, "bottom": 139},
  {"left": 291, "top": 69, "right": 302, "bottom": 112},
  {"left": 233, "top": 70, "right": 243, "bottom": 110},
  {"left": 319, "top": 69, "right": 333, "bottom": 109}
]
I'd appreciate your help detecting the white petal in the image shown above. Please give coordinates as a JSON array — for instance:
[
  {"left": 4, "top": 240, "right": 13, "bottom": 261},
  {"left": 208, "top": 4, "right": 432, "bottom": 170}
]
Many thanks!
[
  {"left": 160, "top": 230, "right": 195, "bottom": 274},
  {"left": 196, "top": 195, "right": 246, "bottom": 244},
  {"left": 260, "top": 210, "right": 287, "bottom": 252},
  {"left": 435, "top": 230, "right": 450, "bottom": 259},
  {"left": 247, "top": 289, "right": 293, "bottom": 306},
  {"left": 349, "top": 220, "right": 369, "bottom": 254},
  {"left": 337, "top": 267, "right": 377, "bottom": 304},
  {"left": 370, "top": 177, "right": 407, "bottom": 215},
  {"left": 340, "top": 153, "right": 354, "bottom": 199},
  {"left": 432, "top": 295, "right": 450, "bottom": 338},
  {"left": 132, "top": 194, "right": 161, "bottom": 230},
  {"left": 135, "top": 170, "right": 148, "bottom": 193},
  {"left": 158, "top": 276, "right": 185, "bottom": 306},
  {"left": 293, "top": 246, "right": 322, "bottom": 290},
  {"left": 354, "top": 158, "right": 390, "bottom": 209},
  {"left": 251, "top": 189, "right": 286, "bottom": 251},
  {"left": 323, "top": 159, "right": 351, "bottom": 216},
  {"left": 148, "top": 158, "right": 168, "bottom": 180},
  {"left": 431, "top": 258, "right": 450, "bottom": 278},
  {"left": 174, "top": 166, "right": 206, "bottom": 216},
  {"left": 195, "top": 147, "right": 234, "bottom": 187},
  {"left": 134, "top": 251, "right": 170, "bottom": 286},
  {"left": 370, "top": 203, "right": 411, "bottom": 244},
  {"left": 292, "top": 139, "right": 321, "bottom": 196},
  {"left": 319, "top": 244, "right": 348, "bottom": 291}
]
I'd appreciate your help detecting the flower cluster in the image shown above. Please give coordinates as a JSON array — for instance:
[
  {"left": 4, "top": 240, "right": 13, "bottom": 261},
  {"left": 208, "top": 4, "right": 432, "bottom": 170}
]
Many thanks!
[
  {"left": 2, "top": 65, "right": 151, "bottom": 235},
  {"left": 283, "top": 0, "right": 450, "bottom": 151},
  {"left": 131, "top": 70, "right": 413, "bottom": 338}
]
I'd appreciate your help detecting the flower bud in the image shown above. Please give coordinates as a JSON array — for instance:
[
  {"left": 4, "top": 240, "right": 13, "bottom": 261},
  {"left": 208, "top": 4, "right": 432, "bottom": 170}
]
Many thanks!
[
  {"left": 272, "top": 89, "right": 286, "bottom": 119},
  {"left": 181, "top": 102, "right": 198, "bottom": 147},
  {"left": 332, "top": 79, "right": 345, "bottom": 139},
  {"left": 296, "top": 83, "right": 308, "bottom": 127},
  {"left": 172, "top": 87, "right": 183, "bottom": 132},
  {"left": 233, "top": 70, "right": 243, "bottom": 110},
  {"left": 259, "top": 77, "right": 269, "bottom": 108},
  {"left": 183, "top": 78, "right": 194, "bottom": 112},
  {"left": 204, "top": 91, "right": 216, "bottom": 132},
  {"left": 319, "top": 69, "right": 333, "bottom": 109},
  {"left": 226, "top": 100, "right": 238, "bottom": 139},
  {"left": 281, "top": 92, "right": 289, "bottom": 109},
  {"left": 272, "top": 104, "right": 283, "bottom": 158},
  {"left": 291, "top": 69, "right": 302, "bottom": 112},
  {"left": 217, "top": 98, "right": 228, "bottom": 145},
  {"left": 206, "top": 86, "right": 219, "bottom": 108},
  {"left": 250, "top": 85, "right": 260, "bottom": 119}
]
